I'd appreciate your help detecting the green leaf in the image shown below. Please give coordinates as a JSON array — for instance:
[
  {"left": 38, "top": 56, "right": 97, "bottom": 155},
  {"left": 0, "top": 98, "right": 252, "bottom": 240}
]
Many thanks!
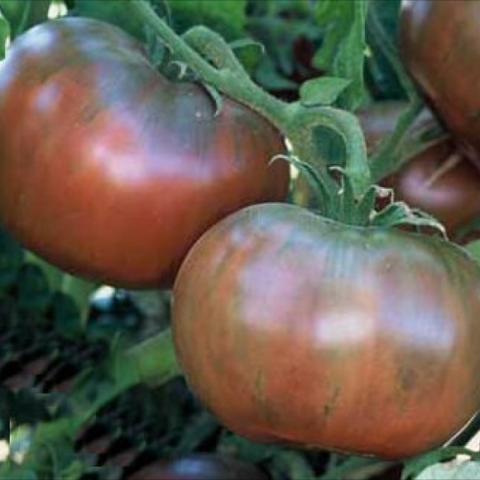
[
  {"left": 51, "top": 292, "right": 82, "bottom": 338},
  {"left": 0, "top": 0, "right": 50, "bottom": 39},
  {"left": 415, "top": 461, "right": 480, "bottom": 480},
  {"left": 254, "top": 55, "right": 298, "bottom": 91},
  {"left": 0, "top": 227, "right": 24, "bottom": 289},
  {"left": 16, "top": 263, "right": 51, "bottom": 313},
  {"left": 466, "top": 240, "right": 480, "bottom": 264},
  {"left": 0, "top": 462, "right": 37, "bottom": 480},
  {"left": 365, "top": 0, "right": 404, "bottom": 100},
  {"left": 167, "top": 0, "right": 247, "bottom": 40},
  {"left": 313, "top": 0, "right": 369, "bottom": 110},
  {"left": 73, "top": 0, "right": 148, "bottom": 40},
  {"left": 0, "top": 9, "right": 9, "bottom": 59},
  {"left": 300, "top": 76, "right": 352, "bottom": 106}
]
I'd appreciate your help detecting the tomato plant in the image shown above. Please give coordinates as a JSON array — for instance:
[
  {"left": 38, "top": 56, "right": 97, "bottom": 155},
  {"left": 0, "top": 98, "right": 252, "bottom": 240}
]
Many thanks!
[
  {"left": 173, "top": 203, "right": 480, "bottom": 460},
  {"left": 400, "top": 0, "right": 480, "bottom": 168},
  {"left": 2, "top": 1, "right": 480, "bottom": 479},
  {"left": 0, "top": 17, "right": 289, "bottom": 288}
]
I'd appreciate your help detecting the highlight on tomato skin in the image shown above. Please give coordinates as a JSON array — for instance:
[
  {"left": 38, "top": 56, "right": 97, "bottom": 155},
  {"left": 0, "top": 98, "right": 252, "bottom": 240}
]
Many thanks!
[
  {"left": 399, "top": 0, "right": 480, "bottom": 170},
  {"left": 0, "top": 17, "right": 289, "bottom": 289},
  {"left": 173, "top": 202, "right": 480, "bottom": 460}
]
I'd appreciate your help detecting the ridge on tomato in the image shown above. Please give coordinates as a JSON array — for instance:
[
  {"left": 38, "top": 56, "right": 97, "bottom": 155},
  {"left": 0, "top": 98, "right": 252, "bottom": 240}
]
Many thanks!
[
  {"left": 0, "top": 17, "right": 289, "bottom": 288},
  {"left": 400, "top": 0, "right": 480, "bottom": 168},
  {"left": 173, "top": 203, "right": 480, "bottom": 460}
]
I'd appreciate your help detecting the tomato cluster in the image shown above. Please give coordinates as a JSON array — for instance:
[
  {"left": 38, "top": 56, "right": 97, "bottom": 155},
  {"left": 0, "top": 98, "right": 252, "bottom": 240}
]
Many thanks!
[{"left": 2, "top": 0, "right": 480, "bottom": 465}]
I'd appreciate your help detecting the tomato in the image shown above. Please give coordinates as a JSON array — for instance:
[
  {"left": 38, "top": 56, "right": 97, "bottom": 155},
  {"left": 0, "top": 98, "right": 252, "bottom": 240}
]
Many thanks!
[
  {"left": 384, "top": 139, "right": 480, "bottom": 238},
  {"left": 0, "top": 18, "right": 289, "bottom": 288},
  {"left": 173, "top": 203, "right": 480, "bottom": 459},
  {"left": 128, "top": 454, "right": 267, "bottom": 480},
  {"left": 400, "top": 0, "right": 480, "bottom": 167}
]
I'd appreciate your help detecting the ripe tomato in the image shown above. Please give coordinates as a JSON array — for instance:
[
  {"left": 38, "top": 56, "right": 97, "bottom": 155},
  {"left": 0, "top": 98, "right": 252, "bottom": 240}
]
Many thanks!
[
  {"left": 173, "top": 203, "right": 480, "bottom": 459},
  {"left": 128, "top": 454, "right": 267, "bottom": 480},
  {"left": 400, "top": 0, "right": 480, "bottom": 167},
  {"left": 384, "top": 139, "right": 480, "bottom": 238},
  {"left": 0, "top": 18, "right": 288, "bottom": 288}
]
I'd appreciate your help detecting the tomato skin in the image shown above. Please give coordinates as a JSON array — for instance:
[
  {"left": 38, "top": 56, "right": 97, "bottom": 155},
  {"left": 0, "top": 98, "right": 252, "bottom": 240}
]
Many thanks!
[
  {"left": 128, "top": 454, "right": 267, "bottom": 480},
  {"left": 173, "top": 203, "right": 480, "bottom": 459},
  {"left": 0, "top": 18, "right": 289, "bottom": 288},
  {"left": 400, "top": 0, "right": 480, "bottom": 167}
]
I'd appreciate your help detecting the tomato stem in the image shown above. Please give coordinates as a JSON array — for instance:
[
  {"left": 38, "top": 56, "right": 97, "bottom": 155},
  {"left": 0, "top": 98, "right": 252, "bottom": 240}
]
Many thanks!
[{"left": 128, "top": 0, "right": 372, "bottom": 203}]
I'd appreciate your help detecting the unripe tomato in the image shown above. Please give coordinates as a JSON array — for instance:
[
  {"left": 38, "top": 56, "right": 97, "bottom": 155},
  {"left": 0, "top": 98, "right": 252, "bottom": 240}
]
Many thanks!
[
  {"left": 0, "top": 18, "right": 288, "bottom": 288},
  {"left": 128, "top": 454, "right": 267, "bottom": 480},
  {"left": 173, "top": 203, "right": 480, "bottom": 459},
  {"left": 400, "top": 0, "right": 480, "bottom": 168}
]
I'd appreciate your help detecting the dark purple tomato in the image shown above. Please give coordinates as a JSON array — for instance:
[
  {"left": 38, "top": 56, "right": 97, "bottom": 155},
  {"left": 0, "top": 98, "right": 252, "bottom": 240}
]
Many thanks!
[
  {"left": 400, "top": 0, "right": 480, "bottom": 168},
  {"left": 173, "top": 203, "right": 480, "bottom": 460},
  {"left": 128, "top": 454, "right": 267, "bottom": 480},
  {"left": 0, "top": 18, "right": 289, "bottom": 288}
]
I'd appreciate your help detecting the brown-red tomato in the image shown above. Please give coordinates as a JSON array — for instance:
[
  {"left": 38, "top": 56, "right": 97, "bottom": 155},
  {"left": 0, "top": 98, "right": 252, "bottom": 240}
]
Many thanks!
[
  {"left": 173, "top": 203, "right": 480, "bottom": 459},
  {"left": 0, "top": 18, "right": 289, "bottom": 288},
  {"left": 400, "top": 0, "right": 480, "bottom": 168}
]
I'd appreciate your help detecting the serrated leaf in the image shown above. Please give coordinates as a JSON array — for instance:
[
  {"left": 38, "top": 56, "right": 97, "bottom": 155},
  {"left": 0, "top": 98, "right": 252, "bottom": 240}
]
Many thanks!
[
  {"left": 300, "top": 76, "right": 352, "bottom": 106},
  {"left": 371, "top": 202, "right": 446, "bottom": 236},
  {"left": 415, "top": 461, "right": 480, "bottom": 480},
  {"left": 313, "top": 0, "right": 369, "bottom": 110}
]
